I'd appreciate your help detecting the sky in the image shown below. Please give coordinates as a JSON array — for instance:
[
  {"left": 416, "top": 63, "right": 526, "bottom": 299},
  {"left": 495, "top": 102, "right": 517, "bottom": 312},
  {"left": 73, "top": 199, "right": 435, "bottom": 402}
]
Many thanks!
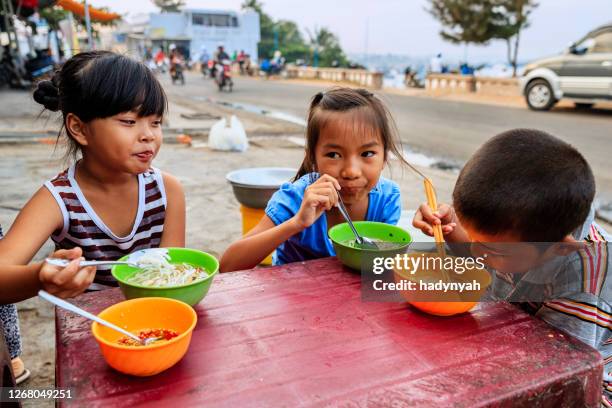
[{"left": 92, "top": 0, "right": 612, "bottom": 63}]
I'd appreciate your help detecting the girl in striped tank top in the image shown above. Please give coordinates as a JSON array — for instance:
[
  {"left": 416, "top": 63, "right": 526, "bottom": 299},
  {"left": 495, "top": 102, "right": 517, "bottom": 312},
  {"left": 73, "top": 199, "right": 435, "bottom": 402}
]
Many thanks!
[{"left": 0, "top": 51, "right": 186, "bottom": 291}]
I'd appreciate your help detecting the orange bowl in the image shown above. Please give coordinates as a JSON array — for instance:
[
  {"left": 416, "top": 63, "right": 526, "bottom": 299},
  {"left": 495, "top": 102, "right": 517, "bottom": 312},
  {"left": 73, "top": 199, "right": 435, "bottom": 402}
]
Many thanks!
[
  {"left": 393, "top": 253, "right": 491, "bottom": 316},
  {"left": 408, "top": 300, "right": 479, "bottom": 316},
  {"left": 91, "top": 297, "right": 197, "bottom": 376}
]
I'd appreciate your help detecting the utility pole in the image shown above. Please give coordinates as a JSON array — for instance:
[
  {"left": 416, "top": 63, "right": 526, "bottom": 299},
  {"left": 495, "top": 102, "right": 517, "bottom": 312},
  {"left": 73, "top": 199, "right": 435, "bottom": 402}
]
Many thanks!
[
  {"left": 67, "top": 12, "right": 79, "bottom": 55},
  {"left": 364, "top": 17, "right": 369, "bottom": 69},
  {"left": 84, "top": 0, "right": 94, "bottom": 50}
]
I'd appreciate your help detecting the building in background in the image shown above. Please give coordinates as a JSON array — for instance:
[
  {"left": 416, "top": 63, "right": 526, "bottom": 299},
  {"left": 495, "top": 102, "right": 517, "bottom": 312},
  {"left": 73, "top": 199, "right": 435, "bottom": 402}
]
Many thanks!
[{"left": 117, "top": 8, "right": 260, "bottom": 61}]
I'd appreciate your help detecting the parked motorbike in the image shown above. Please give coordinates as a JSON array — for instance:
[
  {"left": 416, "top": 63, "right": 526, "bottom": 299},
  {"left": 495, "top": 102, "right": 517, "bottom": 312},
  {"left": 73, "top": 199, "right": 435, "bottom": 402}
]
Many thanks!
[
  {"left": 0, "top": 59, "right": 13, "bottom": 88},
  {"left": 0, "top": 52, "right": 46, "bottom": 89},
  {"left": 24, "top": 51, "right": 55, "bottom": 82}
]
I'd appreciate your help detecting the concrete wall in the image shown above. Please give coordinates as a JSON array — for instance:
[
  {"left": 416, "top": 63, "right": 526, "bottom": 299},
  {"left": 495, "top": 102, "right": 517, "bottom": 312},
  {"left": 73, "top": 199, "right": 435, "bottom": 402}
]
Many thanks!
[
  {"left": 426, "top": 74, "right": 520, "bottom": 96},
  {"left": 474, "top": 77, "right": 520, "bottom": 96},
  {"left": 285, "top": 67, "right": 384, "bottom": 89},
  {"left": 425, "top": 74, "right": 475, "bottom": 94}
]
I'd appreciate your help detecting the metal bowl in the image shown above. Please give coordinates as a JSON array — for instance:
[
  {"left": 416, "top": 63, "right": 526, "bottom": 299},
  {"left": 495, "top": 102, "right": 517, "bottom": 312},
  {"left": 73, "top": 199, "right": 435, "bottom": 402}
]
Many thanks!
[{"left": 226, "top": 167, "right": 297, "bottom": 209}]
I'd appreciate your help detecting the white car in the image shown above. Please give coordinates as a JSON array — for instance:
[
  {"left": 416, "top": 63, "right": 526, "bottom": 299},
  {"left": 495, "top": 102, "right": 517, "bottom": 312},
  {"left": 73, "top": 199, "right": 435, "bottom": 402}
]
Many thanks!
[{"left": 520, "top": 23, "right": 612, "bottom": 111}]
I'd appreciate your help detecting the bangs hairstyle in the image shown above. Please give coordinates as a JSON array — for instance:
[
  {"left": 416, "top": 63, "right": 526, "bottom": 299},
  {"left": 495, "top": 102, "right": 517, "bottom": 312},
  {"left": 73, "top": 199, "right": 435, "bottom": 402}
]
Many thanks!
[
  {"left": 453, "top": 128, "right": 595, "bottom": 242},
  {"left": 33, "top": 51, "right": 167, "bottom": 159},
  {"left": 295, "top": 87, "right": 405, "bottom": 180},
  {"left": 66, "top": 52, "right": 167, "bottom": 120}
]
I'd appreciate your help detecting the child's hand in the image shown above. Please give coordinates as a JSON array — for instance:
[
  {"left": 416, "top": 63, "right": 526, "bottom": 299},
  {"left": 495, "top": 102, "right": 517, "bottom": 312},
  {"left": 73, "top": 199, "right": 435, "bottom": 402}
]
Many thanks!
[
  {"left": 39, "top": 247, "right": 96, "bottom": 299},
  {"left": 293, "top": 174, "right": 341, "bottom": 229},
  {"left": 412, "top": 203, "right": 458, "bottom": 237}
]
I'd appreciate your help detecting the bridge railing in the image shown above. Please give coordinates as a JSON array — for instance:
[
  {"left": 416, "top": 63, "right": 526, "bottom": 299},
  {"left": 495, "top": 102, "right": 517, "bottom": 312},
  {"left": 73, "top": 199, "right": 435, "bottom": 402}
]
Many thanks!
[
  {"left": 284, "top": 67, "right": 384, "bottom": 89},
  {"left": 425, "top": 74, "right": 520, "bottom": 96}
]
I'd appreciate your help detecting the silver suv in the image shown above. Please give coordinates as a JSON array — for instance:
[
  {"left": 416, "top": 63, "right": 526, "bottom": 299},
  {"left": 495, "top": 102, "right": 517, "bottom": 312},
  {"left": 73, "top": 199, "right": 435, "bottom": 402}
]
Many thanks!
[{"left": 520, "top": 23, "right": 612, "bottom": 111}]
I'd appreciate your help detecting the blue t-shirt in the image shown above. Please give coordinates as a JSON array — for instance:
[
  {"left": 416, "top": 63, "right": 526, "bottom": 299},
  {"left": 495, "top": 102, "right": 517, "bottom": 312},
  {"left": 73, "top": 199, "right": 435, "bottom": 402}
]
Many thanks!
[{"left": 265, "top": 173, "right": 402, "bottom": 265}]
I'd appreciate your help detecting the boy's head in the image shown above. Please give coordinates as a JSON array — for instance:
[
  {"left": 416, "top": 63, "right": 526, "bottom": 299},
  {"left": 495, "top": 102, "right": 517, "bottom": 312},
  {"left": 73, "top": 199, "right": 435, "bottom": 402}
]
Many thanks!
[{"left": 453, "top": 129, "right": 595, "bottom": 272}]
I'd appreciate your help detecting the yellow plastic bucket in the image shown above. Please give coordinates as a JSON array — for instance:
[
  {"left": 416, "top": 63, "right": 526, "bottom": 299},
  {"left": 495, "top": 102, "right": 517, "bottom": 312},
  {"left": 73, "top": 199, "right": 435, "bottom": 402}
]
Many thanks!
[{"left": 240, "top": 205, "right": 273, "bottom": 265}]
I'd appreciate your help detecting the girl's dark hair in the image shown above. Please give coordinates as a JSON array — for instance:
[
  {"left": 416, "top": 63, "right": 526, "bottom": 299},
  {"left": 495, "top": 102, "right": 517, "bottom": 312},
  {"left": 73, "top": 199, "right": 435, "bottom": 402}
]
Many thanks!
[
  {"left": 295, "top": 87, "right": 405, "bottom": 180},
  {"left": 33, "top": 51, "right": 167, "bottom": 159}
]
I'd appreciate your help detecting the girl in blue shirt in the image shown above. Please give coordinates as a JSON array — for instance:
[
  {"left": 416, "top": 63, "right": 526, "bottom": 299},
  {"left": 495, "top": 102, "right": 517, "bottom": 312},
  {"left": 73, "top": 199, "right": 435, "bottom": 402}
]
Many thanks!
[{"left": 220, "top": 88, "right": 405, "bottom": 271}]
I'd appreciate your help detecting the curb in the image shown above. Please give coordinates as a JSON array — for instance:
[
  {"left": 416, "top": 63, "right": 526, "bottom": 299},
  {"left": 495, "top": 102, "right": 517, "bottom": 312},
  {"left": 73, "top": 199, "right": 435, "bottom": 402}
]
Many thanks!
[
  {"left": 0, "top": 133, "right": 56, "bottom": 144},
  {"left": 0, "top": 131, "right": 199, "bottom": 146},
  {"left": 0, "top": 128, "right": 302, "bottom": 146}
]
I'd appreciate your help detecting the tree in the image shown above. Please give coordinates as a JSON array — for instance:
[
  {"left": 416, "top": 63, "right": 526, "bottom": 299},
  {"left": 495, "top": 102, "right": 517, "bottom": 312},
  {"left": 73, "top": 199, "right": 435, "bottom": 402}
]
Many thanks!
[
  {"left": 38, "top": 6, "right": 69, "bottom": 31},
  {"left": 274, "top": 20, "right": 310, "bottom": 63},
  {"left": 241, "top": 0, "right": 263, "bottom": 14},
  {"left": 427, "top": 0, "right": 498, "bottom": 48},
  {"left": 307, "top": 27, "right": 348, "bottom": 68},
  {"left": 427, "top": 0, "right": 538, "bottom": 77},
  {"left": 242, "top": 0, "right": 275, "bottom": 59},
  {"left": 35, "top": 3, "right": 118, "bottom": 52},
  {"left": 152, "top": 0, "right": 185, "bottom": 13},
  {"left": 490, "top": 0, "right": 538, "bottom": 77},
  {"left": 241, "top": 0, "right": 349, "bottom": 67}
]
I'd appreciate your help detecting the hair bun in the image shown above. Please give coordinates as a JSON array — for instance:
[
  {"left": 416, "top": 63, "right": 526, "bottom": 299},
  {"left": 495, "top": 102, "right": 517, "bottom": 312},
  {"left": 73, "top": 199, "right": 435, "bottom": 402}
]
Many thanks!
[{"left": 33, "top": 79, "right": 60, "bottom": 112}]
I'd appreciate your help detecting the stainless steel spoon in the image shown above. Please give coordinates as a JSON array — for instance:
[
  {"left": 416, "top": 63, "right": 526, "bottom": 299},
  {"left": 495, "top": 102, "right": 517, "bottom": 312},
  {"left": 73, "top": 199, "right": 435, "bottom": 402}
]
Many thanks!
[
  {"left": 45, "top": 258, "right": 140, "bottom": 269},
  {"left": 335, "top": 190, "right": 379, "bottom": 250},
  {"left": 38, "top": 290, "right": 161, "bottom": 346}
]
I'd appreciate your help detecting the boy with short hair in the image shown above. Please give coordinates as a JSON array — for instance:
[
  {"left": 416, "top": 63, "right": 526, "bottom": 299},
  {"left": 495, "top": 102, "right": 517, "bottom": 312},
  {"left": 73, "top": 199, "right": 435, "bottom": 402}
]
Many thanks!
[{"left": 413, "top": 128, "right": 611, "bottom": 406}]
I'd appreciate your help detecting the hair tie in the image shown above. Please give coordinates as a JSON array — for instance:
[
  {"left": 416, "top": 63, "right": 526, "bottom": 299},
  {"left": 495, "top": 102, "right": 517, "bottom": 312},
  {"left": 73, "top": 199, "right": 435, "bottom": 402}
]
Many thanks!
[
  {"left": 357, "top": 89, "right": 373, "bottom": 98},
  {"left": 50, "top": 69, "right": 61, "bottom": 88},
  {"left": 311, "top": 91, "right": 325, "bottom": 106}
]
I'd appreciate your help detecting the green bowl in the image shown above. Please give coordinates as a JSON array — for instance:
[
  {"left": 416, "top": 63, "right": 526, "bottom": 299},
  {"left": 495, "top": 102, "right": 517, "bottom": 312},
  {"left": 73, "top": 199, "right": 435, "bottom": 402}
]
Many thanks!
[
  {"left": 329, "top": 221, "right": 411, "bottom": 270},
  {"left": 111, "top": 248, "right": 219, "bottom": 306}
]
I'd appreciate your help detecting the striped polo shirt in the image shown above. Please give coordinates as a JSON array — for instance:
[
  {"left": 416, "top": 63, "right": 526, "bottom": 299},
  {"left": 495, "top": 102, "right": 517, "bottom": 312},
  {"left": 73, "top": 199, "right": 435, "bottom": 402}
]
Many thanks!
[
  {"left": 45, "top": 163, "right": 166, "bottom": 291},
  {"left": 486, "top": 207, "right": 611, "bottom": 406}
]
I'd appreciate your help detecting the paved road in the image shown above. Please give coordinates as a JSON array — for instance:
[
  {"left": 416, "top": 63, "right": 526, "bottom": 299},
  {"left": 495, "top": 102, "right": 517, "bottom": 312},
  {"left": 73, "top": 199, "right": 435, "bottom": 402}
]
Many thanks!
[{"left": 167, "top": 73, "right": 612, "bottom": 201}]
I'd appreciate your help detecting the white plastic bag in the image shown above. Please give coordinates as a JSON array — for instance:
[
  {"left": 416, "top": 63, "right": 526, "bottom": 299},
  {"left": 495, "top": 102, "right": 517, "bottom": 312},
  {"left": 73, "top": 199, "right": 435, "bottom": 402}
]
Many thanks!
[{"left": 208, "top": 115, "right": 248, "bottom": 152}]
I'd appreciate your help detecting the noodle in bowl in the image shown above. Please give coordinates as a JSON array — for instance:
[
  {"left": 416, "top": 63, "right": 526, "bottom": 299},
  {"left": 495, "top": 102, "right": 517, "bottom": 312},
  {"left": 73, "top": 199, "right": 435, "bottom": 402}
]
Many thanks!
[{"left": 111, "top": 248, "right": 219, "bottom": 306}]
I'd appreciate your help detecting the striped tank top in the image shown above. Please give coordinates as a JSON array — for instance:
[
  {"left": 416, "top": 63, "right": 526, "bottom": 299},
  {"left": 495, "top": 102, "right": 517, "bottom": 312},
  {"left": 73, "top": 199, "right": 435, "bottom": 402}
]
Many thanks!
[{"left": 45, "top": 163, "right": 167, "bottom": 290}]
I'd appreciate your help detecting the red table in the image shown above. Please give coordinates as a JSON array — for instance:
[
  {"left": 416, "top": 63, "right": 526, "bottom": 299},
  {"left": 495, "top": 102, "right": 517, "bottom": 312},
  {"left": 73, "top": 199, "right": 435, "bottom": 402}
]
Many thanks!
[{"left": 56, "top": 258, "right": 602, "bottom": 407}]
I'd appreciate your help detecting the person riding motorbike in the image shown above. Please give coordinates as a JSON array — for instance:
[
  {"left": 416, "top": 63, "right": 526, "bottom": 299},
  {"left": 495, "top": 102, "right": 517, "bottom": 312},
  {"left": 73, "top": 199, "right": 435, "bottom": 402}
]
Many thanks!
[
  {"left": 211, "top": 45, "right": 230, "bottom": 78},
  {"left": 214, "top": 45, "right": 230, "bottom": 64},
  {"left": 212, "top": 46, "right": 233, "bottom": 91},
  {"left": 169, "top": 46, "right": 185, "bottom": 85}
]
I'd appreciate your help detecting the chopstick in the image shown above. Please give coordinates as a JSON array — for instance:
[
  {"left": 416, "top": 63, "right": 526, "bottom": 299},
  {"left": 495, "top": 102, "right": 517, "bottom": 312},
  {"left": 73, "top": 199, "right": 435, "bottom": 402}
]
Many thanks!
[
  {"left": 404, "top": 157, "right": 451, "bottom": 280},
  {"left": 404, "top": 156, "right": 447, "bottom": 253},
  {"left": 424, "top": 178, "right": 449, "bottom": 281},
  {"left": 424, "top": 178, "right": 446, "bottom": 254}
]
